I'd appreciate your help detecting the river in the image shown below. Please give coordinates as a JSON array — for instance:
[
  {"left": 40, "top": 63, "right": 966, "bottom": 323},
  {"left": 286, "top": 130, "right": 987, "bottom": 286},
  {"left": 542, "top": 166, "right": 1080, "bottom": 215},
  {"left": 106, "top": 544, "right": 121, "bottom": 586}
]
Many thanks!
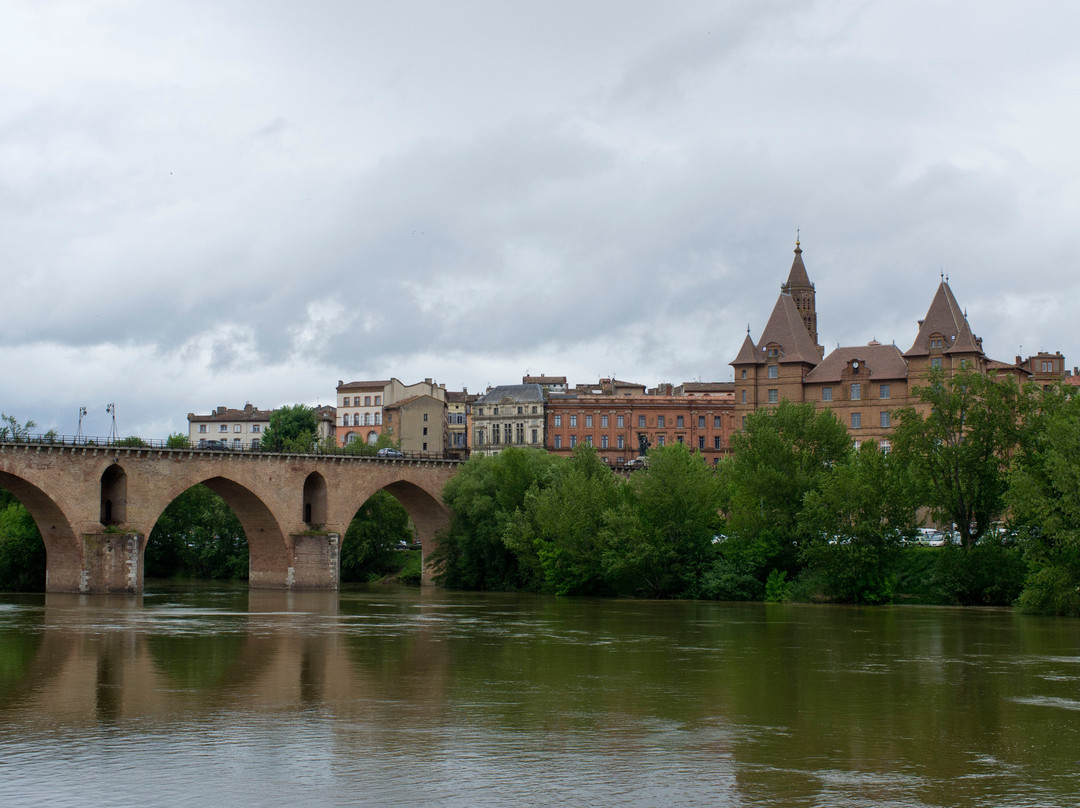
[{"left": 0, "top": 583, "right": 1077, "bottom": 807}]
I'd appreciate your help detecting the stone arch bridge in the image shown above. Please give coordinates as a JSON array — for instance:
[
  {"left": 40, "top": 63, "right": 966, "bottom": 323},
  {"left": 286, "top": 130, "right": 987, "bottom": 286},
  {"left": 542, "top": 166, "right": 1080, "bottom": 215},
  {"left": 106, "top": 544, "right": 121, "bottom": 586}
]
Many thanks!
[{"left": 0, "top": 442, "right": 459, "bottom": 594}]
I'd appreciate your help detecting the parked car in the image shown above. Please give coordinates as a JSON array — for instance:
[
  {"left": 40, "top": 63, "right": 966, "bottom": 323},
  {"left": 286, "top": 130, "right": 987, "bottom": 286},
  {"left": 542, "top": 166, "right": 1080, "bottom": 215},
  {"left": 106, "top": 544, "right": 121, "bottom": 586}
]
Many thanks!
[
  {"left": 197, "top": 439, "right": 230, "bottom": 450},
  {"left": 624, "top": 456, "right": 648, "bottom": 468},
  {"left": 376, "top": 448, "right": 405, "bottom": 458}
]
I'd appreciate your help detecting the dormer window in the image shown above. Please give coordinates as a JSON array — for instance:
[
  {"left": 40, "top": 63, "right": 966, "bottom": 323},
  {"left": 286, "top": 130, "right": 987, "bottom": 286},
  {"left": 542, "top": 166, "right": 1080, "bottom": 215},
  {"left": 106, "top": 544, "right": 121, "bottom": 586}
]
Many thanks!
[
  {"left": 766, "top": 347, "right": 779, "bottom": 358},
  {"left": 851, "top": 360, "right": 861, "bottom": 374}
]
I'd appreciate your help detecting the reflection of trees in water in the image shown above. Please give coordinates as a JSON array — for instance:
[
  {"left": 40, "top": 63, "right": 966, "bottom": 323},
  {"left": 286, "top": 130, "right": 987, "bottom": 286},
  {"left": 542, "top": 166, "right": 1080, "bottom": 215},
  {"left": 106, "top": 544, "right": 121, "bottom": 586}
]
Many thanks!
[{"left": 0, "top": 601, "right": 45, "bottom": 706}]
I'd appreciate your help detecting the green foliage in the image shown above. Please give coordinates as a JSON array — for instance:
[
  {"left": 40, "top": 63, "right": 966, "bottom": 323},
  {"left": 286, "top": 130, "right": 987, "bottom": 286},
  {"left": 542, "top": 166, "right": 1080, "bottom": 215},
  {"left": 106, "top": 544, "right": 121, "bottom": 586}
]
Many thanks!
[
  {"left": 797, "top": 442, "right": 916, "bottom": 603},
  {"left": 166, "top": 432, "right": 190, "bottom": 448},
  {"left": 114, "top": 436, "right": 147, "bottom": 447},
  {"left": 718, "top": 401, "right": 851, "bottom": 580},
  {"left": 0, "top": 413, "right": 36, "bottom": 441},
  {"left": 892, "top": 368, "right": 1028, "bottom": 550},
  {"left": 504, "top": 444, "right": 623, "bottom": 595},
  {"left": 260, "top": 404, "right": 318, "bottom": 453},
  {"left": 928, "top": 542, "right": 1025, "bottom": 606},
  {"left": 340, "top": 491, "right": 414, "bottom": 582},
  {"left": 1007, "top": 388, "right": 1080, "bottom": 615},
  {"left": 764, "top": 569, "right": 791, "bottom": 602},
  {"left": 433, "top": 447, "right": 561, "bottom": 591},
  {"left": 146, "top": 485, "right": 248, "bottom": 579},
  {"left": 0, "top": 491, "right": 46, "bottom": 591},
  {"left": 598, "top": 443, "right": 723, "bottom": 597}
]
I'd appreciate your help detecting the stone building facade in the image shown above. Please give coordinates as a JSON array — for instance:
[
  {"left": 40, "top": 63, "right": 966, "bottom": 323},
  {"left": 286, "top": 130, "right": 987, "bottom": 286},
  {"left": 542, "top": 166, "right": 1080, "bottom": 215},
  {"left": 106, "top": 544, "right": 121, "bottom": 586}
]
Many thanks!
[{"left": 472, "top": 384, "right": 546, "bottom": 456}]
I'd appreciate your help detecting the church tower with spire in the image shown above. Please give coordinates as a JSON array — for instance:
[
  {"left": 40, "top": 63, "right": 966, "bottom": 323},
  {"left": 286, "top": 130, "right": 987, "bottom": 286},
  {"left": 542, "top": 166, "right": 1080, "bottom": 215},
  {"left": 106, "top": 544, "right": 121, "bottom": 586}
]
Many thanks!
[{"left": 779, "top": 237, "right": 822, "bottom": 357}]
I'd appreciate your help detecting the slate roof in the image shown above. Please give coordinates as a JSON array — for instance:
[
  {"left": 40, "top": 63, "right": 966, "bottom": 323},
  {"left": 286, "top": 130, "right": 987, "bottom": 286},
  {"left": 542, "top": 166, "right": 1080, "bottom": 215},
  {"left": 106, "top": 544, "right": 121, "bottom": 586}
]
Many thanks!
[
  {"left": 731, "top": 332, "right": 761, "bottom": 366},
  {"left": 804, "top": 343, "right": 909, "bottom": 383},
  {"left": 904, "top": 282, "right": 981, "bottom": 357},
  {"left": 475, "top": 384, "right": 545, "bottom": 404},
  {"left": 757, "top": 293, "right": 822, "bottom": 365}
]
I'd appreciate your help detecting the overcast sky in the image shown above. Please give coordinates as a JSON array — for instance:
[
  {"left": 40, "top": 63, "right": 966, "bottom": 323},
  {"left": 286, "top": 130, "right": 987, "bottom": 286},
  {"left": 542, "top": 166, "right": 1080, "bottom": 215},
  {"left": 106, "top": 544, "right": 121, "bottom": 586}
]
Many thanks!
[{"left": 4, "top": 1, "right": 1079, "bottom": 438}]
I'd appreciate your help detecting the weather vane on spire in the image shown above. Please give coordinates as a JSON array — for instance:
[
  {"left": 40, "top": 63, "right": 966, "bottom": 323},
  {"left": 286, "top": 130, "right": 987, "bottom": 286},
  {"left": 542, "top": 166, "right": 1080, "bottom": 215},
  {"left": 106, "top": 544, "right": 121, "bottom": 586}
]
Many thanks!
[{"left": 795, "top": 227, "right": 800, "bottom": 247}]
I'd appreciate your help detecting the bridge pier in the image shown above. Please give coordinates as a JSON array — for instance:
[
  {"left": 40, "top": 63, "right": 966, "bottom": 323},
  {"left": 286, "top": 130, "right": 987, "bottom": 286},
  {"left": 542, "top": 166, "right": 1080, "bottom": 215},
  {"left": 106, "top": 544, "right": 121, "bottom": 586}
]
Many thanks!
[
  {"left": 73, "top": 531, "right": 143, "bottom": 594},
  {"left": 285, "top": 532, "right": 340, "bottom": 590}
]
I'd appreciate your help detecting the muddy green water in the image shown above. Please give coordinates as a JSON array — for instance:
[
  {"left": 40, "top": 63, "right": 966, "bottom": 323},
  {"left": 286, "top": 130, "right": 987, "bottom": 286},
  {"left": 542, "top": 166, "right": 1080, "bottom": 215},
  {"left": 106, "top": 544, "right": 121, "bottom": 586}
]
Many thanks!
[{"left": 0, "top": 584, "right": 1077, "bottom": 807}]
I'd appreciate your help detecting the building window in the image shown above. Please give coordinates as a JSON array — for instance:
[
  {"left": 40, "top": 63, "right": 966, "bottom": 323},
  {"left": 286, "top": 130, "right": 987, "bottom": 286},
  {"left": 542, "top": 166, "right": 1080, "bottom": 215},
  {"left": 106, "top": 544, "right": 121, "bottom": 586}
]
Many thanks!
[
  {"left": 422, "top": 427, "right": 428, "bottom": 436},
  {"left": 554, "top": 435, "right": 562, "bottom": 448},
  {"left": 768, "top": 365, "right": 778, "bottom": 379},
  {"left": 677, "top": 435, "right": 684, "bottom": 444},
  {"left": 233, "top": 438, "right": 242, "bottom": 448},
  {"left": 657, "top": 415, "right": 665, "bottom": 428},
  {"left": 492, "top": 426, "right": 500, "bottom": 445},
  {"left": 251, "top": 439, "right": 260, "bottom": 449},
  {"left": 880, "top": 384, "right": 891, "bottom": 399},
  {"left": 931, "top": 357, "right": 942, "bottom": 369},
  {"left": 713, "top": 416, "right": 721, "bottom": 428},
  {"left": 517, "top": 406, "right": 523, "bottom": 415},
  {"left": 768, "top": 389, "right": 778, "bottom": 404},
  {"left": 742, "top": 416, "right": 746, "bottom": 429},
  {"left": 477, "top": 407, "right": 483, "bottom": 417},
  {"left": 854, "top": 440, "right": 861, "bottom": 450},
  {"left": 741, "top": 390, "right": 747, "bottom": 404},
  {"left": 617, "top": 435, "right": 625, "bottom": 449},
  {"left": 851, "top": 383, "right": 861, "bottom": 401},
  {"left": 423, "top": 413, "right": 429, "bottom": 422},
  {"left": 601, "top": 435, "right": 609, "bottom": 449},
  {"left": 698, "top": 436, "right": 705, "bottom": 450},
  {"left": 364, "top": 413, "right": 372, "bottom": 425},
  {"left": 741, "top": 370, "right": 747, "bottom": 379},
  {"left": 880, "top": 411, "right": 891, "bottom": 428},
  {"left": 234, "top": 425, "right": 242, "bottom": 433},
  {"left": 375, "top": 413, "right": 382, "bottom": 425},
  {"left": 531, "top": 429, "right": 538, "bottom": 444},
  {"left": 532, "top": 406, "right": 537, "bottom": 414},
  {"left": 375, "top": 396, "right": 381, "bottom": 405},
  {"left": 617, "top": 415, "right": 624, "bottom": 427},
  {"left": 342, "top": 397, "right": 350, "bottom": 406},
  {"left": 585, "top": 415, "right": 593, "bottom": 427},
  {"left": 569, "top": 415, "right": 577, "bottom": 427},
  {"left": 199, "top": 424, "right": 207, "bottom": 433},
  {"left": 851, "top": 412, "right": 861, "bottom": 429},
  {"left": 554, "top": 414, "right": 562, "bottom": 427},
  {"left": 475, "top": 429, "right": 485, "bottom": 446},
  {"left": 676, "top": 416, "right": 684, "bottom": 428},
  {"left": 880, "top": 439, "right": 890, "bottom": 454},
  {"left": 585, "top": 435, "right": 593, "bottom": 446},
  {"left": 601, "top": 415, "right": 608, "bottom": 428},
  {"left": 516, "top": 423, "right": 524, "bottom": 444},
  {"left": 638, "top": 415, "right": 646, "bottom": 427},
  {"left": 504, "top": 424, "right": 513, "bottom": 444},
  {"left": 251, "top": 424, "right": 260, "bottom": 433},
  {"left": 423, "top": 442, "right": 428, "bottom": 451},
  {"left": 714, "top": 436, "right": 722, "bottom": 450},
  {"left": 657, "top": 435, "right": 666, "bottom": 447},
  {"left": 698, "top": 416, "right": 705, "bottom": 428},
  {"left": 364, "top": 396, "right": 371, "bottom": 406},
  {"left": 570, "top": 435, "right": 577, "bottom": 448},
  {"left": 219, "top": 425, "right": 228, "bottom": 433}
]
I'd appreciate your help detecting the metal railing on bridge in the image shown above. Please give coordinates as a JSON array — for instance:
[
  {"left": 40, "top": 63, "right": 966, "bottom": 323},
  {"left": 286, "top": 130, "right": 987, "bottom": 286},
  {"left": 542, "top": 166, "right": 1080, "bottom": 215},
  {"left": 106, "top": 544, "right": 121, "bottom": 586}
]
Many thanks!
[{"left": 0, "top": 433, "right": 464, "bottom": 462}]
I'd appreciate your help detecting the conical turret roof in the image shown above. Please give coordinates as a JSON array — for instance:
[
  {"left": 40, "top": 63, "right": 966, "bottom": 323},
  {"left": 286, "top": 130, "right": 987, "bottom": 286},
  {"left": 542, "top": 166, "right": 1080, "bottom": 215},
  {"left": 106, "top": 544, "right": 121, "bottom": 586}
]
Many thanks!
[
  {"left": 904, "top": 281, "right": 982, "bottom": 357},
  {"left": 731, "top": 331, "right": 761, "bottom": 365},
  {"left": 783, "top": 242, "right": 812, "bottom": 289},
  {"left": 758, "top": 293, "right": 822, "bottom": 365}
]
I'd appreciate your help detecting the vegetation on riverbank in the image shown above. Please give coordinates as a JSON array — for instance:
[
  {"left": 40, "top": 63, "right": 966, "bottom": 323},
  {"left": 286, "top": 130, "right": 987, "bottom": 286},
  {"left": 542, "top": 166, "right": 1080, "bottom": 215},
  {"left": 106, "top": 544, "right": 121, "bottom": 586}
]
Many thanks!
[{"left": 435, "top": 371, "right": 1080, "bottom": 615}]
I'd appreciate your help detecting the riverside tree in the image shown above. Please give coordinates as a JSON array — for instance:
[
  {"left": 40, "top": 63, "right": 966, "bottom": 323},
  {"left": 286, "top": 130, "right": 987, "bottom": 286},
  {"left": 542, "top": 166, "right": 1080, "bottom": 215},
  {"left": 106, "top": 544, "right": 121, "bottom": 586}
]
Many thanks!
[
  {"left": 891, "top": 368, "right": 1028, "bottom": 550},
  {"left": 717, "top": 400, "right": 851, "bottom": 586}
]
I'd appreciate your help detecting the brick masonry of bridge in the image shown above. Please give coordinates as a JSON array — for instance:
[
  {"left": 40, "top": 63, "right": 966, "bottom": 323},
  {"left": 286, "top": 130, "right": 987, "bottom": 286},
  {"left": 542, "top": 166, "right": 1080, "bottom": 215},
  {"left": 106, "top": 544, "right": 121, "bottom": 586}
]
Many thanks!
[{"left": 0, "top": 443, "right": 459, "bottom": 594}]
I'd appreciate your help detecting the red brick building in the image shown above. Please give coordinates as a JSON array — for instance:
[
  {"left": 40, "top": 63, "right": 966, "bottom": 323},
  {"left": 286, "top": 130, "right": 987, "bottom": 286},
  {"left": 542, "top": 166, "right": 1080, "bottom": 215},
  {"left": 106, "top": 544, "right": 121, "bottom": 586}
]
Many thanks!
[{"left": 545, "top": 380, "right": 736, "bottom": 465}]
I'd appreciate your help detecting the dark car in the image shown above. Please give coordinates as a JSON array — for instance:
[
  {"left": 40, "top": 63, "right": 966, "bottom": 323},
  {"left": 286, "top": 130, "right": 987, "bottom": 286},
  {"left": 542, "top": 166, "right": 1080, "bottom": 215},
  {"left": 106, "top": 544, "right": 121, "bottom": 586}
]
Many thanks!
[
  {"left": 376, "top": 447, "right": 405, "bottom": 458},
  {"left": 198, "top": 439, "right": 230, "bottom": 450}
]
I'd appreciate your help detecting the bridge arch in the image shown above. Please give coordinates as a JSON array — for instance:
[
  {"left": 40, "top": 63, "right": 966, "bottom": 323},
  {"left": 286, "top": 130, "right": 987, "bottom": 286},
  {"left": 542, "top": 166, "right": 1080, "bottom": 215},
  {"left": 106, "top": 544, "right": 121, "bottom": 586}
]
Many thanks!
[
  {"left": 0, "top": 470, "right": 81, "bottom": 591},
  {"left": 100, "top": 464, "right": 127, "bottom": 526},
  {"left": 145, "top": 475, "right": 289, "bottom": 588},
  {"left": 303, "top": 472, "right": 327, "bottom": 526}
]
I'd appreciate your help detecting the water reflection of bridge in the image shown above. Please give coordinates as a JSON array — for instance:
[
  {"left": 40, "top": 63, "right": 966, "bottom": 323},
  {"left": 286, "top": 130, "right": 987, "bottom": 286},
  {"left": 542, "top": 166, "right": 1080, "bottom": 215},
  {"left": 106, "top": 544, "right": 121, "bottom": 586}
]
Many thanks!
[{"left": 0, "top": 443, "right": 459, "bottom": 592}]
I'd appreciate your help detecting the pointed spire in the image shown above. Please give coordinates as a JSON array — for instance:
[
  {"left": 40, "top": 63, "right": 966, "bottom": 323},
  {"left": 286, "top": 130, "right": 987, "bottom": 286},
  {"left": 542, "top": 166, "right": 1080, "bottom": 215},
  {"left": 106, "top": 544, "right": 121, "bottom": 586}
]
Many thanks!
[{"left": 783, "top": 236, "right": 811, "bottom": 289}]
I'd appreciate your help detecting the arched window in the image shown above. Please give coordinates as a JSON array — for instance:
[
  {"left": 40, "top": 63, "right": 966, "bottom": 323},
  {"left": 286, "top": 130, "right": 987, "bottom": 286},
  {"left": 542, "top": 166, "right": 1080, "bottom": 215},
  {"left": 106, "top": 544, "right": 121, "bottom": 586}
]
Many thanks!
[
  {"left": 353, "top": 414, "right": 360, "bottom": 426},
  {"left": 367, "top": 431, "right": 378, "bottom": 445},
  {"left": 342, "top": 415, "right": 349, "bottom": 426},
  {"left": 375, "top": 412, "right": 382, "bottom": 425},
  {"left": 364, "top": 413, "right": 372, "bottom": 425}
]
